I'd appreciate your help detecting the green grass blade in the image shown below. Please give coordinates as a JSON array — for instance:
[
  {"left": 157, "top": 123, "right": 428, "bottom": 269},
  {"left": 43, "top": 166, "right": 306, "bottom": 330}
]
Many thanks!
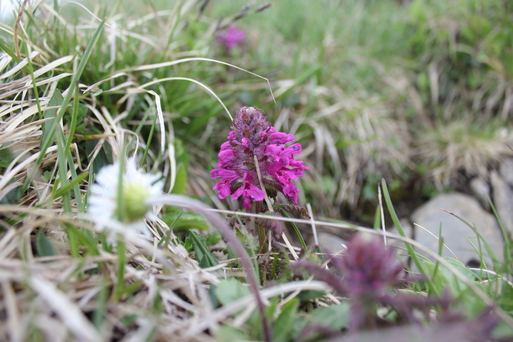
[
  {"left": 0, "top": 40, "right": 21, "bottom": 62},
  {"left": 22, "top": 20, "right": 106, "bottom": 193},
  {"left": 279, "top": 209, "right": 308, "bottom": 251},
  {"left": 488, "top": 197, "right": 512, "bottom": 275},
  {"left": 381, "top": 179, "right": 427, "bottom": 276}
]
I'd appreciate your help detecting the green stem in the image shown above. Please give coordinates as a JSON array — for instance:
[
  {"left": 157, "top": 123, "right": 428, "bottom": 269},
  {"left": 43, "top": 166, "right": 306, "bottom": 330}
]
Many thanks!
[
  {"left": 114, "top": 237, "right": 126, "bottom": 301},
  {"left": 257, "top": 223, "right": 267, "bottom": 253},
  {"left": 255, "top": 202, "right": 267, "bottom": 253}
]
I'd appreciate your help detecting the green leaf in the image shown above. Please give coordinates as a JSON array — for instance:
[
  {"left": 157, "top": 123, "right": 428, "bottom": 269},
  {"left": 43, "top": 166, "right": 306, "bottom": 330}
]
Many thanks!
[
  {"left": 216, "top": 325, "right": 249, "bottom": 341},
  {"left": 214, "top": 279, "right": 250, "bottom": 306},
  {"left": 0, "top": 40, "right": 21, "bottom": 62},
  {"left": 85, "top": 139, "right": 112, "bottom": 175},
  {"left": 310, "top": 303, "right": 350, "bottom": 329},
  {"left": 161, "top": 212, "right": 209, "bottom": 231},
  {"left": 40, "top": 89, "right": 63, "bottom": 151},
  {"left": 0, "top": 147, "right": 15, "bottom": 168},
  {"left": 0, "top": 178, "right": 21, "bottom": 205},
  {"left": 205, "top": 232, "right": 222, "bottom": 246},
  {"left": 188, "top": 231, "right": 218, "bottom": 268},
  {"left": 493, "top": 319, "right": 513, "bottom": 340},
  {"left": 443, "top": 258, "right": 478, "bottom": 281},
  {"left": 296, "top": 290, "right": 325, "bottom": 301},
  {"left": 183, "top": 235, "right": 195, "bottom": 252},
  {"left": 423, "top": 258, "right": 476, "bottom": 297},
  {"left": 499, "top": 280, "right": 513, "bottom": 311},
  {"left": 52, "top": 171, "right": 89, "bottom": 200},
  {"left": 291, "top": 302, "right": 350, "bottom": 340},
  {"left": 36, "top": 230, "right": 58, "bottom": 257},
  {"left": 208, "top": 284, "right": 220, "bottom": 308},
  {"left": 273, "top": 298, "right": 300, "bottom": 342},
  {"left": 120, "top": 314, "right": 138, "bottom": 328},
  {"left": 170, "top": 138, "right": 189, "bottom": 195},
  {"left": 171, "top": 164, "right": 188, "bottom": 195}
]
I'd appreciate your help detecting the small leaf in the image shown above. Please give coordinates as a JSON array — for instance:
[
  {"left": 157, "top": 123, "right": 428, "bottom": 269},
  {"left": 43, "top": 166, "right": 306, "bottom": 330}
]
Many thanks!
[
  {"left": 161, "top": 212, "right": 209, "bottom": 230},
  {"left": 500, "top": 280, "right": 513, "bottom": 311},
  {"left": 209, "top": 285, "right": 220, "bottom": 308},
  {"left": 310, "top": 303, "right": 350, "bottom": 329},
  {"left": 120, "top": 314, "right": 138, "bottom": 328},
  {"left": 493, "top": 319, "right": 513, "bottom": 340},
  {"left": 0, "top": 147, "right": 14, "bottom": 168},
  {"left": 214, "top": 279, "right": 250, "bottom": 305},
  {"left": 296, "top": 290, "right": 325, "bottom": 301},
  {"left": 273, "top": 298, "right": 300, "bottom": 342},
  {"left": 216, "top": 325, "right": 249, "bottom": 341},
  {"left": 171, "top": 164, "right": 187, "bottom": 195},
  {"left": 443, "top": 257, "right": 478, "bottom": 281},
  {"left": 36, "top": 230, "right": 58, "bottom": 257},
  {"left": 0, "top": 178, "right": 21, "bottom": 205},
  {"left": 184, "top": 235, "right": 194, "bottom": 252},
  {"left": 423, "top": 258, "right": 479, "bottom": 301},
  {"left": 189, "top": 231, "right": 218, "bottom": 268},
  {"left": 85, "top": 139, "right": 112, "bottom": 175},
  {"left": 292, "top": 302, "right": 350, "bottom": 340},
  {"left": 205, "top": 232, "right": 222, "bottom": 246},
  {"left": 170, "top": 138, "right": 189, "bottom": 195}
]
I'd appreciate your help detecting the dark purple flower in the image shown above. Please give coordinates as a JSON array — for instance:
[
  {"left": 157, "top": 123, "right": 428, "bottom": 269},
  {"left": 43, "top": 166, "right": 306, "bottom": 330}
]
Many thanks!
[
  {"left": 294, "top": 233, "right": 488, "bottom": 334},
  {"left": 341, "top": 233, "right": 404, "bottom": 297},
  {"left": 211, "top": 106, "right": 308, "bottom": 210},
  {"left": 216, "top": 25, "right": 246, "bottom": 50}
]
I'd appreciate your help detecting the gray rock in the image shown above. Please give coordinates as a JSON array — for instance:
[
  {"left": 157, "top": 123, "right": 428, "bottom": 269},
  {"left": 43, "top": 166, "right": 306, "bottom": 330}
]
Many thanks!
[
  {"left": 469, "top": 177, "right": 490, "bottom": 210},
  {"left": 411, "top": 193, "right": 503, "bottom": 266},
  {"left": 499, "top": 158, "right": 513, "bottom": 187},
  {"left": 317, "top": 232, "right": 347, "bottom": 254},
  {"left": 490, "top": 170, "right": 513, "bottom": 234}
]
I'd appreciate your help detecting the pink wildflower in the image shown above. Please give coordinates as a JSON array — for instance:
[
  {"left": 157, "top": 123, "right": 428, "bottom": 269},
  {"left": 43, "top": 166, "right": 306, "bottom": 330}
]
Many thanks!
[
  {"left": 216, "top": 25, "right": 246, "bottom": 50},
  {"left": 210, "top": 106, "right": 308, "bottom": 210},
  {"left": 231, "top": 173, "right": 266, "bottom": 210}
]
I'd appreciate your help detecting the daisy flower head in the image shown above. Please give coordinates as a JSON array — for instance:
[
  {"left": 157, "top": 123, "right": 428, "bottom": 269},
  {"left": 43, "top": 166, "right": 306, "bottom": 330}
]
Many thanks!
[
  {"left": 210, "top": 106, "right": 308, "bottom": 211},
  {"left": 88, "top": 157, "right": 164, "bottom": 237}
]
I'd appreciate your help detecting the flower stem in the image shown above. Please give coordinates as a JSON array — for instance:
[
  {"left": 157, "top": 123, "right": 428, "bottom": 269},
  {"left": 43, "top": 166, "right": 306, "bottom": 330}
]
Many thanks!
[
  {"left": 255, "top": 201, "right": 268, "bottom": 253},
  {"left": 151, "top": 194, "right": 272, "bottom": 342},
  {"left": 114, "top": 236, "right": 126, "bottom": 301},
  {"left": 257, "top": 223, "right": 267, "bottom": 253}
]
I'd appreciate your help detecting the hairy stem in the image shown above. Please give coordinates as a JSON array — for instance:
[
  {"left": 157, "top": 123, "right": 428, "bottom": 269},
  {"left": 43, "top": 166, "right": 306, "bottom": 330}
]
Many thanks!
[{"left": 151, "top": 194, "right": 272, "bottom": 342}]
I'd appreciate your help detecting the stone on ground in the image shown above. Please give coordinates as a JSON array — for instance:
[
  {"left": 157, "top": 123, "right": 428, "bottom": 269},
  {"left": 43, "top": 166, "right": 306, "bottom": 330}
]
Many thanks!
[{"left": 411, "top": 192, "right": 503, "bottom": 266}]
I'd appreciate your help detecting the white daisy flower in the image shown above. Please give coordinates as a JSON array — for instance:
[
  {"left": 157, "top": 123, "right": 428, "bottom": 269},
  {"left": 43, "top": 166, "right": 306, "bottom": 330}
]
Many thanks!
[{"left": 88, "top": 157, "right": 164, "bottom": 237}]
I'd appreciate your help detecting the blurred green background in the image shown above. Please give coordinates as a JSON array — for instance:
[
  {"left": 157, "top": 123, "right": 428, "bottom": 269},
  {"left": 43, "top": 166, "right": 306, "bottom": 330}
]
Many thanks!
[{"left": 3, "top": 0, "right": 512, "bottom": 223}]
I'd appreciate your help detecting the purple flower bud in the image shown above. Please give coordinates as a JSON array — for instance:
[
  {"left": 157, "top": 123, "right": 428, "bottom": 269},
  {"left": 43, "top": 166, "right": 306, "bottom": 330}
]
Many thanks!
[
  {"left": 216, "top": 25, "right": 246, "bottom": 50},
  {"left": 211, "top": 106, "right": 308, "bottom": 211},
  {"left": 341, "top": 233, "right": 404, "bottom": 297}
]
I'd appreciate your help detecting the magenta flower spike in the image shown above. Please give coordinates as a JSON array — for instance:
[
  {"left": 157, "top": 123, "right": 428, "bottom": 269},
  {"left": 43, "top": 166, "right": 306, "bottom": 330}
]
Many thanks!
[
  {"left": 216, "top": 25, "right": 246, "bottom": 50},
  {"left": 211, "top": 106, "right": 308, "bottom": 210}
]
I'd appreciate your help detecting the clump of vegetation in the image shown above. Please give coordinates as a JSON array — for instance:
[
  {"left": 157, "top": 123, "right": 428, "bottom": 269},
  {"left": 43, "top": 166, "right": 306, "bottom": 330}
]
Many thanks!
[{"left": 1, "top": 0, "right": 513, "bottom": 341}]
